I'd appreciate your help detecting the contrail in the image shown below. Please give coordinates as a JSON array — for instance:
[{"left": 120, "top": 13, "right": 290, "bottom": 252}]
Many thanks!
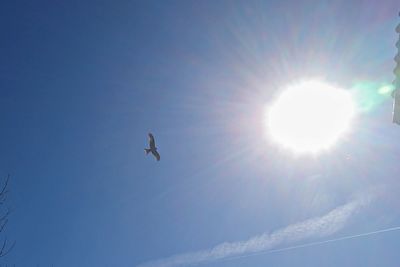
[
  {"left": 137, "top": 195, "right": 373, "bottom": 267},
  {"left": 217, "top": 225, "right": 400, "bottom": 264}
]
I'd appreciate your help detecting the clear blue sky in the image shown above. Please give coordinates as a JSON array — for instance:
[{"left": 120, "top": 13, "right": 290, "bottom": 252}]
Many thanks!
[{"left": 1, "top": 0, "right": 400, "bottom": 266}]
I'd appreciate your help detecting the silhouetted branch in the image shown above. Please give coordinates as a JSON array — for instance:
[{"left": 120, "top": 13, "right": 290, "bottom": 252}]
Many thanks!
[
  {"left": 0, "top": 210, "right": 10, "bottom": 224},
  {"left": 0, "top": 238, "right": 15, "bottom": 257},
  {"left": 0, "top": 219, "right": 8, "bottom": 234},
  {"left": 0, "top": 176, "right": 10, "bottom": 205},
  {"left": 0, "top": 175, "right": 13, "bottom": 258}
]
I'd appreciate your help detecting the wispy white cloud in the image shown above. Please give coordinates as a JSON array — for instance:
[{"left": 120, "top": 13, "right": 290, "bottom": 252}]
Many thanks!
[{"left": 138, "top": 194, "right": 373, "bottom": 267}]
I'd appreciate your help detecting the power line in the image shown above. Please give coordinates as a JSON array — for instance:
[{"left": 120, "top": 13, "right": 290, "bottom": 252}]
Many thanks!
[{"left": 214, "top": 226, "right": 400, "bottom": 264}]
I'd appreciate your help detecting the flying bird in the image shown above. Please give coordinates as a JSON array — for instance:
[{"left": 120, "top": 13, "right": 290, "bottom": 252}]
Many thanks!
[{"left": 144, "top": 133, "right": 160, "bottom": 161}]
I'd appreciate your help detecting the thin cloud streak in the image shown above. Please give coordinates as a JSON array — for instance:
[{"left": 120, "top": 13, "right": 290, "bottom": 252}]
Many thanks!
[
  {"left": 218, "top": 225, "right": 400, "bottom": 264},
  {"left": 138, "top": 194, "right": 373, "bottom": 267}
]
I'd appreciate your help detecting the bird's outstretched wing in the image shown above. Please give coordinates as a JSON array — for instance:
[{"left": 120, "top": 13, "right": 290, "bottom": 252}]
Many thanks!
[
  {"left": 148, "top": 133, "right": 156, "bottom": 149},
  {"left": 151, "top": 150, "right": 160, "bottom": 161}
]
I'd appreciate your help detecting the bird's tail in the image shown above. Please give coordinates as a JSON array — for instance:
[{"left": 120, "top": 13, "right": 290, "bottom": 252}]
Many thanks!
[{"left": 144, "top": 148, "right": 151, "bottom": 155}]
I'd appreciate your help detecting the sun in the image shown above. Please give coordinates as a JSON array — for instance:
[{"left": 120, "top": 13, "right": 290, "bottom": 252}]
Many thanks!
[{"left": 265, "top": 80, "right": 355, "bottom": 154}]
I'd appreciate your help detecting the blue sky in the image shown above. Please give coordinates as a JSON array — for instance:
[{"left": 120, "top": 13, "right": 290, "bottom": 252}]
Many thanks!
[{"left": 1, "top": 0, "right": 400, "bottom": 266}]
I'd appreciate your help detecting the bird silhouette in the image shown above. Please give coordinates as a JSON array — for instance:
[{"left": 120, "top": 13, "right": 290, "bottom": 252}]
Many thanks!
[{"left": 144, "top": 133, "right": 160, "bottom": 161}]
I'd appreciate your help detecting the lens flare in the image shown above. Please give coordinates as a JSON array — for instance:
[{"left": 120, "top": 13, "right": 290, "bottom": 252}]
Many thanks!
[{"left": 351, "top": 81, "right": 394, "bottom": 112}]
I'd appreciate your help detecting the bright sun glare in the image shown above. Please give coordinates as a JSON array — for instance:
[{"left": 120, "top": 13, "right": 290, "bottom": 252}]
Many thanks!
[{"left": 266, "top": 80, "right": 355, "bottom": 154}]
